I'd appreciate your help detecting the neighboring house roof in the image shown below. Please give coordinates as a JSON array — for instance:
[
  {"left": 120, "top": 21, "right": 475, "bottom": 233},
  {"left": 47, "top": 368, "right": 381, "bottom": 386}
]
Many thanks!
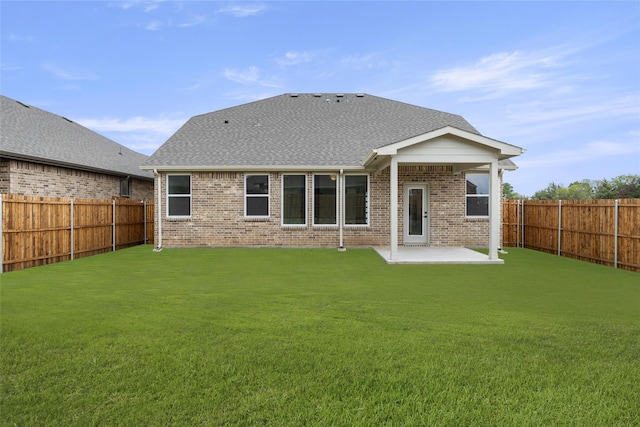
[
  {"left": 1, "top": 95, "right": 153, "bottom": 180},
  {"left": 144, "top": 93, "right": 521, "bottom": 171}
]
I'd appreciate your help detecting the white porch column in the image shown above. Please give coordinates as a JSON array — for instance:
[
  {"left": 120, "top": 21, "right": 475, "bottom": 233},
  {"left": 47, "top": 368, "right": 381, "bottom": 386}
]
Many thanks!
[
  {"left": 489, "top": 159, "right": 500, "bottom": 260},
  {"left": 390, "top": 156, "right": 399, "bottom": 260}
]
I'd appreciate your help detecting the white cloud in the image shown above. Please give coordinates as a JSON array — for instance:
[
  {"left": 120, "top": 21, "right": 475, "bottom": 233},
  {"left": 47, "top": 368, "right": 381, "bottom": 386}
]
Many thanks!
[
  {"left": 178, "top": 15, "right": 207, "bottom": 28},
  {"left": 1, "top": 63, "right": 20, "bottom": 71},
  {"left": 9, "top": 34, "right": 37, "bottom": 42},
  {"left": 76, "top": 116, "right": 186, "bottom": 155},
  {"left": 112, "top": 0, "right": 163, "bottom": 12},
  {"left": 223, "top": 66, "right": 282, "bottom": 88},
  {"left": 341, "top": 52, "right": 392, "bottom": 70},
  {"left": 77, "top": 116, "right": 184, "bottom": 135},
  {"left": 43, "top": 64, "right": 100, "bottom": 81},
  {"left": 276, "top": 51, "right": 313, "bottom": 67},
  {"left": 144, "top": 20, "right": 163, "bottom": 31},
  {"left": 506, "top": 94, "right": 639, "bottom": 125},
  {"left": 516, "top": 139, "right": 640, "bottom": 170},
  {"left": 217, "top": 4, "right": 267, "bottom": 17},
  {"left": 430, "top": 50, "right": 560, "bottom": 97}
]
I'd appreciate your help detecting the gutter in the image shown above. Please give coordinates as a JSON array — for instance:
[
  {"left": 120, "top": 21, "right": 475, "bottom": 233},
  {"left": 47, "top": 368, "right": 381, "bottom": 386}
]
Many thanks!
[
  {"left": 361, "top": 149, "right": 378, "bottom": 167},
  {"left": 153, "top": 169, "right": 163, "bottom": 252},
  {"left": 140, "top": 164, "right": 367, "bottom": 173},
  {"left": 338, "top": 169, "right": 346, "bottom": 252}
]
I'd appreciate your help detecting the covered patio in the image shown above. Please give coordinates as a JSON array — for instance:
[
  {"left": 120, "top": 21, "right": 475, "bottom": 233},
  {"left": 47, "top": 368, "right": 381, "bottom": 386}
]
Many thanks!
[
  {"left": 364, "top": 126, "right": 525, "bottom": 263},
  {"left": 374, "top": 246, "right": 505, "bottom": 265}
]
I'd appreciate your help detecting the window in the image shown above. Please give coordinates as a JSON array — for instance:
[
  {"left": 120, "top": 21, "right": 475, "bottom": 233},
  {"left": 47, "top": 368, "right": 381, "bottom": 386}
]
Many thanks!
[
  {"left": 313, "top": 175, "right": 337, "bottom": 225},
  {"left": 167, "top": 175, "right": 191, "bottom": 217},
  {"left": 120, "top": 177, "right": 130, "bottom": 198},
  {"left": 466, "top": 173, "right": 489, "bottom": 217},
  {"left": 344, "top": 175, "right": 368, "bottom": 225},
  {"left": 282, "top": 175, "right": 306, "bottom": 225},
  {"left": 245, "top": 174, "right": 269, "bottom": 217}
]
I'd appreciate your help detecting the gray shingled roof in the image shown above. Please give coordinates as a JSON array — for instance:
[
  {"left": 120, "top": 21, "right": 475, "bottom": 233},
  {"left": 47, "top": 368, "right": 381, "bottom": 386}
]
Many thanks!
[
  {"left": 144, "top": 93, "right": 488, "bottom": 168},
  {"left": 1, "top": 95, "right": 153, "bottom": 180}
]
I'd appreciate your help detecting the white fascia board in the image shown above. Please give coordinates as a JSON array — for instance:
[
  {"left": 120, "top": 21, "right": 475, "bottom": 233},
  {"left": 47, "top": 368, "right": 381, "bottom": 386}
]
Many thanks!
[
  {"left": 376, "top": 126, "right": 525, "bottom": 157},
  {"left": 141, "top": 164, "right": 366, "bottom": 172}
]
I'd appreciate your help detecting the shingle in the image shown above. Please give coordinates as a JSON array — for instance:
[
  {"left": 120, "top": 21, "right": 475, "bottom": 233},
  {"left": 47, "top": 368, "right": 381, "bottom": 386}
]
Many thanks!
[
  {"left": 144, "top": 93, "right": 482, "bottom": 168},
  {"left": 1, "top": 95, "right": 153, "bottom": 180}
]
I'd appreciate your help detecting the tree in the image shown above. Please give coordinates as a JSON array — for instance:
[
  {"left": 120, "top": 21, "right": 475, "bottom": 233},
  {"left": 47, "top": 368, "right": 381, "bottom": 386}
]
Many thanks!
[
  {"left": 531, "top": 174, "right": 640, "bottom": 200},
  {"left": 594, "top": 175, "right": 640, "bottom": 199},
  {"left": 560, "top": 180, "right": 594, "bottom": 200},
  {"left": 502, "top": 182, "right": 522, "bottom": 199},
  {"left": 531, "top": 182, "right": 562, "bottom": 200}
]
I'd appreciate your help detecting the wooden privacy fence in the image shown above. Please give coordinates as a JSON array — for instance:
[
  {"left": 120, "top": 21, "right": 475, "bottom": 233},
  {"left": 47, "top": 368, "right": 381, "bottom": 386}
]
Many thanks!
[
  {"left": 502, "top": 199, "right": 640, "bottom": 272},
  {"left": 1, "top": 194, "right": 154, "bottom": 273}
]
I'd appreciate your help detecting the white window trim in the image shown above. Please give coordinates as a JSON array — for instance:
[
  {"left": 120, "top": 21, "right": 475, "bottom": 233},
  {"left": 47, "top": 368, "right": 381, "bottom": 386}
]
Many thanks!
[
  {"left": 312, "top": 173, "right": 338, "bottom": 227},
  {"left": 465, "top": 172, "right": 490, "bottom": 218},
  {"left": 166, "top": 174, "right": 192, "bottom": 219},
  {"left": 343, "top": 174, "right": 370, "bottom": 227},
  {"left": 244, "top": 174, "right": 270, "bottom": 218},
  {"left": 281, "top": 174, "right": 307, "bottom": 227}
]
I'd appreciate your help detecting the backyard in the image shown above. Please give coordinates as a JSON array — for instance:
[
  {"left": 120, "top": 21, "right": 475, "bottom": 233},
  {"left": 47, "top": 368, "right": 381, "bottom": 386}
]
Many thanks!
[{"left": 1, "top": 246, "right": 638, "bottom": 426}]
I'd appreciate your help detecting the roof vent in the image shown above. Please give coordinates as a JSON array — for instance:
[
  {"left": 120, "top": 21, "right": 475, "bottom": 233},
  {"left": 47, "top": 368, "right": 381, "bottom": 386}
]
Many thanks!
[
  {"left": 356, "top": 93, "right": 364, "bottom": 97},
  {"left": 16, "top": 100, "right": 30, "bottom": 108},
  {"left": 313, "top": 93, "right": 322, "bottom": 97},
  {"left": 224, "top": 120, "right": 229, "bottom": 124},
  {"left": 336, "top": 94, "right": 344, "bottom": 97},
  {"left": 290, "top": 93, "right": 299, "bottom": 97},
  {"left": 62, "top": 117, "right": 73, "bottom": 123}
]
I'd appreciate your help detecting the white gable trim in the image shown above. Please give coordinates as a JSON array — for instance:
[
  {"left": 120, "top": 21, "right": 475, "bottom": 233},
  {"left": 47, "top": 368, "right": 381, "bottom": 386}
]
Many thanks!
[{"left": 375, "top": 126, "right": 525, "bottom": 158}]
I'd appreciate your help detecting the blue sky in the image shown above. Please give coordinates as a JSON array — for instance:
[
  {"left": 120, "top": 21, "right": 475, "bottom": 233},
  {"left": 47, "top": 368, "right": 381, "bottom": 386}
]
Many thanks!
[{"left": 2, "top": 1, "right": 639, "bottom": 196}]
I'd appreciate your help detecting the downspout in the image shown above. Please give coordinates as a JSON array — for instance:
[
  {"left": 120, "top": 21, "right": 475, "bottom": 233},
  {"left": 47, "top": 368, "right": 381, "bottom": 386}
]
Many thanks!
[
  {"left": 153, "top": 169, "right": 163, "bottom": 252},
  {"left": 338, "top": 169, "right": 346, "bottom": 252}
]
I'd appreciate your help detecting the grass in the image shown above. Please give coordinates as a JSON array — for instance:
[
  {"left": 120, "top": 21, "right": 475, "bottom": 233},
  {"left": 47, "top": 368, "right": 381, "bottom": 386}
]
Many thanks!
[{"left": 1, "top": 246, "right": 639, "bottom": 426}]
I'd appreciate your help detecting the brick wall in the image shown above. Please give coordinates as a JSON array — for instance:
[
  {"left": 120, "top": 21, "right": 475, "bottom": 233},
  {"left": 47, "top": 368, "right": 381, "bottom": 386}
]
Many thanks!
[
  {"left": 1, "top": 159, "right": 153, "bottom": 200},
  {"left": 0, "top": 159, "right": 9, "bottom": 194},
  {"left": 155, "top": 166, "right": 492, "bottom": 248}
]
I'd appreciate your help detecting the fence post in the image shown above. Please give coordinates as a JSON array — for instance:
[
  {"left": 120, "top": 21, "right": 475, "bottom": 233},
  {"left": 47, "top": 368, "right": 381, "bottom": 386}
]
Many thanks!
[
  {"left": 112, "top": 199, "right": 116, "bottom": 252},
  {"left": 70, "top": 198, "right": 74, "bottom": 260},
  {"left": 614, "top": 199, "right": 619, "bottom": 269},
  {"left": 557, "top": 200, "right": 562, "bottom": 256},
  {"left": 516, "top": 200, "right": 520, "bottom": 248},
  {"left": 521, "top": 199, "right": 525, "bottom": 248},
  {"left": 143, "top": 200, "right": 147, "bottom": 245},
  {"left": 0, "top": 194, "right": 3, "bottom": 274}
]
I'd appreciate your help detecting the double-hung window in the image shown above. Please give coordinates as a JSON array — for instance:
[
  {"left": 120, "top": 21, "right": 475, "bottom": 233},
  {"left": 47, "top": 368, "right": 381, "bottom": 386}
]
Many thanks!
[
  {"left": 120, "top": 177, "right": 131, "bottom": 198},
  {"left": 245, "top": 174, "right": 269, "bottom": 217},
  {"left": 466, "top": 173, "right": 489, "bottom": 217},
  {"left": 344, "top": 175, "right": 368, "bottom": 225},
  {"left": 282, "top": 175, "right": 306, "bottom": 225},
  {"left": 313, "top": 175, "right": 337, "bottom": 225},
  {"left": 167, "top": 174, "right": 191, "bottom": 217}
]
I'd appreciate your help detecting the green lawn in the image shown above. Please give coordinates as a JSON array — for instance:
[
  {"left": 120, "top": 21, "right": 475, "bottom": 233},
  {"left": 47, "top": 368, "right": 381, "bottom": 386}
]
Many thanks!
[{"left": 1, "top": 246, "right": 638, "bottom": 426}]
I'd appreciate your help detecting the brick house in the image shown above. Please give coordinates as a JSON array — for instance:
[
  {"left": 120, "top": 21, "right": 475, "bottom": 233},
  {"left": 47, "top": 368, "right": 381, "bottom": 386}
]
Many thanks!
[
  {"left": 1, "top": 95, "right": 153, "bottom": 200},
  {"left": 142, "top": 93, "right": 525, "bottom": 261}
]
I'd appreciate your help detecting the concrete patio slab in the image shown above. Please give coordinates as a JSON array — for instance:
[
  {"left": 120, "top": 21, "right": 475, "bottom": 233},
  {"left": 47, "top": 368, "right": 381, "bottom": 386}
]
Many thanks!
[{"left": 373, "top": 246, "right": 504, "bottom": 265}]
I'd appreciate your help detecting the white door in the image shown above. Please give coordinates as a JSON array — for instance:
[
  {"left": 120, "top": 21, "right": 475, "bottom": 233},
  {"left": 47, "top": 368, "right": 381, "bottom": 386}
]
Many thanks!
[{"left": 404, "top": 184, "right": 429, "bottom": 245}]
